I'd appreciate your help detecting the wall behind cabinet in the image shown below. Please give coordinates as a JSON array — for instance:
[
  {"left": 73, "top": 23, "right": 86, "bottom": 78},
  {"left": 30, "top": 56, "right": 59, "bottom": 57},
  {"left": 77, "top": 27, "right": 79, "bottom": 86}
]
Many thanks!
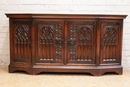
[{"left": 0, "top": 0, "right": 130, "bottom": 69}]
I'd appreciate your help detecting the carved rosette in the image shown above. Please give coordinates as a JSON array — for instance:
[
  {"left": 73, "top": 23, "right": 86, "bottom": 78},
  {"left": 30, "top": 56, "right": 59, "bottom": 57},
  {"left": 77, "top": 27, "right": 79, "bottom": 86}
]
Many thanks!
[
  {"left": 78, "top": 25, "right": 92, "bottom": 45},
  {"left": 55, "top": 24, "right": 62, "bottom": 60},
  {"left": 69, "top": 25, "right": 76, "bottom": 60}
]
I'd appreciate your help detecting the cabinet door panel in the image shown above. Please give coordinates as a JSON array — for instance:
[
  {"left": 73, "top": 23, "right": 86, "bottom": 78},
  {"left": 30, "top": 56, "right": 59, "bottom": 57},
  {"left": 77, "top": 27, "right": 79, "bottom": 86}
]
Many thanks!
[
  {"left": 35, "top": 20, "right": 64, "bottom": 64},
  {"left": 10, "top": 19, "right": 31, "bottom": 64},
  {"left": 66, "top": 21, "right": 96, "bottom": 65},
  {"left": 100, "top": 21, "right": 122, "bottom": 64}
]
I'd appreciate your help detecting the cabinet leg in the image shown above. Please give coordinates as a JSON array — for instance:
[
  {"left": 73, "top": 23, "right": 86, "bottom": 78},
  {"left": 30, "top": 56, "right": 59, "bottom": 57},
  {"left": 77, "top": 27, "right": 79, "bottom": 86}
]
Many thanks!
[{"left": 9, "top": 65, "right": 32, "bottom": 75}]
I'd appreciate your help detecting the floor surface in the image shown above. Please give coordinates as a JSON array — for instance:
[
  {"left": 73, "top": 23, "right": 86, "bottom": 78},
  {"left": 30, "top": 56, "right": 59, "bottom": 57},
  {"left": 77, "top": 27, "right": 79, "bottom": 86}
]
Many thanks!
[{"left": 0, "top": 67, "right": 130, "bottom": 87}]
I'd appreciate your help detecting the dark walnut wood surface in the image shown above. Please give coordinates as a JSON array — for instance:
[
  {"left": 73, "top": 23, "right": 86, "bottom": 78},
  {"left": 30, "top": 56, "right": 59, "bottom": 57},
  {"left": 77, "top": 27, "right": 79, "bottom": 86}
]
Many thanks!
[{"left": 6, "top": 13, "right": 127, "bottom": 76}]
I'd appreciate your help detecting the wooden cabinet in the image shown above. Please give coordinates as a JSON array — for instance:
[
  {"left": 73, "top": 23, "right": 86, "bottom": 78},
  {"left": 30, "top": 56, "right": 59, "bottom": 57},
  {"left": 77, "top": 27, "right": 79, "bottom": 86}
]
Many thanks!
[
  {"left": 6, "top": 14, "right": 127, "bottom": 76},
  {"left": 100, "top": 20, "right": 123, "bottom": 64},
  {"left": 35, "top": 20, "right": 65, "bottom": 64},
  {"left": 66, "top": 20, "right": 96, "bottom": 65}
]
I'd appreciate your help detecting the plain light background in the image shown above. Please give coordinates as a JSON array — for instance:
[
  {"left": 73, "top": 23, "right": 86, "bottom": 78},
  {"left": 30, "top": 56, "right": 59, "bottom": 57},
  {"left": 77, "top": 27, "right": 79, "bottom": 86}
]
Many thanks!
[{"left": 0, "top": 0, "right": 130, "bottom": 69}]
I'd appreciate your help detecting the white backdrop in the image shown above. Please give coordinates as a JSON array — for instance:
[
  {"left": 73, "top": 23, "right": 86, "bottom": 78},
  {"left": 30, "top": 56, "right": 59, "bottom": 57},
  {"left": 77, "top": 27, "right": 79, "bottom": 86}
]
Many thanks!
[{"left": 0, "top": 0, "right": 130, "bottom": 69}]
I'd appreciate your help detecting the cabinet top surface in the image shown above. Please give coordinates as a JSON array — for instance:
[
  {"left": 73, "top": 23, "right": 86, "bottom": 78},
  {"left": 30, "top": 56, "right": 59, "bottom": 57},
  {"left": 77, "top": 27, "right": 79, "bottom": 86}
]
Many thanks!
[{"left": 5, "top": 13, "right": 127, "bottom": 19}]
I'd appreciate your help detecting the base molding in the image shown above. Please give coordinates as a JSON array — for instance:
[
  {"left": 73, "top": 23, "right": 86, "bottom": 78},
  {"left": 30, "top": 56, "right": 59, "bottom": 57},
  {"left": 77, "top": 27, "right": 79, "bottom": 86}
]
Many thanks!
[
  {"left": 9, "top": 65, "right": 122, "bottom": 76},
  {"left": 9, "top": 65, "right": 32, "bottom": 74}
]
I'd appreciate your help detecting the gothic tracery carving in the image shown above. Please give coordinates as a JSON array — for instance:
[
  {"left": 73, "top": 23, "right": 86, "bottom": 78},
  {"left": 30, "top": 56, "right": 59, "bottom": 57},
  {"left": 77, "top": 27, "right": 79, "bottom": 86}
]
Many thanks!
[
  {"left": 102, "top": 24, "right": 119, "bottom": 63},
  {"left": 78, "top": 27, "right": 92, "bottom": 41},
  {"left": 15, "top": 24, "right": 30, "bottom": 44},
  {"left": 39, "top": 26, "right": 54, "bottom": 44},
  {"left": 103, "top": 26, "right": 118, "bottom": 45},
  {"left": 69, "top": 23, "right": 93, "bottom": 61},
  {"left": 13, "top": 22, "right": 31, "bottom": 62},
  {"left": 38, "top": 22, "right": 62, "bottom": 62}
]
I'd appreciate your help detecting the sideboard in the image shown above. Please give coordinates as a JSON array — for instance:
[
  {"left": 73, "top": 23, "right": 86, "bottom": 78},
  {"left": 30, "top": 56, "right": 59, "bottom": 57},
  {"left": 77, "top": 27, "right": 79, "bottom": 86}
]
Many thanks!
[{"left": 5, "top": 13, "right": 127, "bottom": 76}]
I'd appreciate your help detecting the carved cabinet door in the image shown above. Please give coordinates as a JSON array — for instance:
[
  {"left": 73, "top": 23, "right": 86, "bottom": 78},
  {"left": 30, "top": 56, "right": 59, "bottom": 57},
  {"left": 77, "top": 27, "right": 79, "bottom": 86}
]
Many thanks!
[
  {"left": 35, "top": 20, "right": 65, "bottom": 64},
  {"left": 100, "top": 20, "right": 122, "bottom": 64},
  {"left": 66, "top": 20, "right": 97, "bottom": 65},
  {"left": 10, "top": 19, "right": 32, "bottom": 65}
]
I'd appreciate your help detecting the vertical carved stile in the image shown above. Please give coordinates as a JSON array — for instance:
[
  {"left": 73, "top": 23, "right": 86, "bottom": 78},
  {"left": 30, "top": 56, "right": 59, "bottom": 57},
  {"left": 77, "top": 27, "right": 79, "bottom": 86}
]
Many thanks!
[
  {"left": 69, "top": 25, "right": 76, "bottom": 60},
  {"left": 55, "top": 24, "right": 62, "bottom": 60}
]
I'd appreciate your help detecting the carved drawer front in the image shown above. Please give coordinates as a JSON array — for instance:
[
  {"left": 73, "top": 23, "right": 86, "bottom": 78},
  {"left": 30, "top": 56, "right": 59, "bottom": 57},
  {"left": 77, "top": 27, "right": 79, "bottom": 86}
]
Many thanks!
[
  {"left": 100, "top": 21, "right": 122, "bottom": 64},
  {"left": 10, "top": 20, "right": 31, "bottom": 64},
  {"left": 35, "top": 20, "right": 64, "bottom": 64},
  {"left": 66, "top": 21, "right": 96, "bottom": 64}
]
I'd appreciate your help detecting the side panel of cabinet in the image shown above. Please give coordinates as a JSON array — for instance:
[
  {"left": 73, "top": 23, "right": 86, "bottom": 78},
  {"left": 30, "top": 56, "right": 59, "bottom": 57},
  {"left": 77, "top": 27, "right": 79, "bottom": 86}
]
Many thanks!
[
  {"left": 35, "top": 19, "right": 65, "bottom": 65},
  {"left": 100, "top": 20, "right": 123, "bottom": 65},
  {"left": 66, "top": 20, "right": 97, "bottom": 65},
  {"left": 10, "top": 19, "right": 32, "bottom": 66}
]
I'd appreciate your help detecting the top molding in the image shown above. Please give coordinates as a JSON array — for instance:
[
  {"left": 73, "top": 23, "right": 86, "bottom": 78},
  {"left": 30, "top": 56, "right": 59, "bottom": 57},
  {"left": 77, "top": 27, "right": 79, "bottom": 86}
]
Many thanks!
[{"left": 5, "top": 13, "right": 127, "bottom": 19}]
